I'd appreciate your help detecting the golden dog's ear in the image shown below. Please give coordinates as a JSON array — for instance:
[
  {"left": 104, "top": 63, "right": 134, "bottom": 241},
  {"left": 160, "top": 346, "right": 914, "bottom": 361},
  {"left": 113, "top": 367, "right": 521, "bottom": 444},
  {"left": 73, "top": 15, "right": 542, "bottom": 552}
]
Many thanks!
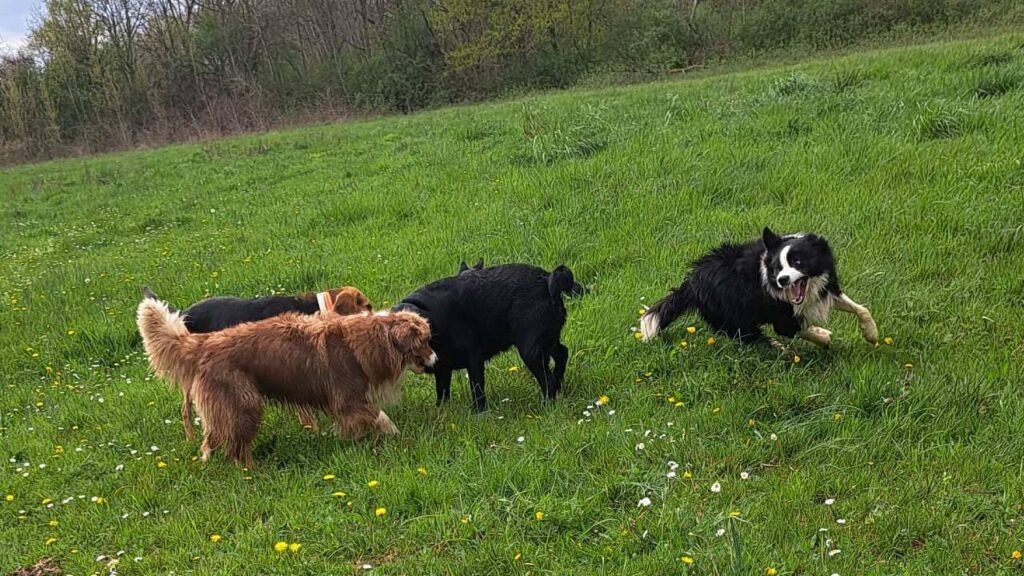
[
  {"left": 389, "top": 317, "right": 426, "bottom": 351},
  {"left": 331, "top": 287, "right": 371, "bottom": 316}
]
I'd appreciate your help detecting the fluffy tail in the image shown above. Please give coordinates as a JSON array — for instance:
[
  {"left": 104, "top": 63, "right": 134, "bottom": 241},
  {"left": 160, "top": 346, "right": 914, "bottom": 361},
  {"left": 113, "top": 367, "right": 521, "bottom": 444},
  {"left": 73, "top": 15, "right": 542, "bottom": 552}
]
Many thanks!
[
  {"left": 141, "top": 286, "right": 178, "bottom": 313},
  {"left": 640, "top": 281, "right": 695, "bottom": 341},
  {"left": 137, "top": 296, "right": 197, "bottom": 388},
  {"left": 548, "top": 265, "right": 580, "bottom": 300}
]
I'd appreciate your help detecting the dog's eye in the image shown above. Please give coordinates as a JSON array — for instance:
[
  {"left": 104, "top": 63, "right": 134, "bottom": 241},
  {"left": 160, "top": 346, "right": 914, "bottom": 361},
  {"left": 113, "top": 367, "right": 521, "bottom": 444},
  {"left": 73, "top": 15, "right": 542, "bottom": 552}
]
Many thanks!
[{"left": 792, "top": 259, "right": 802, "bottom": 266}]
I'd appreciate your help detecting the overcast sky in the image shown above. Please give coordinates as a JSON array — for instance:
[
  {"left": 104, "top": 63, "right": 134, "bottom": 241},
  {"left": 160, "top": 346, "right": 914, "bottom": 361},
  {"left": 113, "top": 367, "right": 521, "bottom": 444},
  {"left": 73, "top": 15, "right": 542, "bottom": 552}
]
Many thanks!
[{"left": 0, "top": 0, "right": 42, "bottom": 54}]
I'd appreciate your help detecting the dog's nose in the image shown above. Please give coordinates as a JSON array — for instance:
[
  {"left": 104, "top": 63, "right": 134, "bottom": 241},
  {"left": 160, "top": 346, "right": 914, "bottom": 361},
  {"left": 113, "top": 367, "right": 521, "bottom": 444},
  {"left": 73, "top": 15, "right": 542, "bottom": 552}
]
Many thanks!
[{"left": 777, "top": 274, "right": 791, "bottom": 287}]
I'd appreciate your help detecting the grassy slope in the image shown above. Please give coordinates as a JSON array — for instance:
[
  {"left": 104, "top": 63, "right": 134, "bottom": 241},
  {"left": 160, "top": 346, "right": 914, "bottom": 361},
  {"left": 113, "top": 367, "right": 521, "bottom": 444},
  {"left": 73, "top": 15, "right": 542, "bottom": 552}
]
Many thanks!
[{"left": 2, "top": 34, "right": 1024, "bottom": 575}]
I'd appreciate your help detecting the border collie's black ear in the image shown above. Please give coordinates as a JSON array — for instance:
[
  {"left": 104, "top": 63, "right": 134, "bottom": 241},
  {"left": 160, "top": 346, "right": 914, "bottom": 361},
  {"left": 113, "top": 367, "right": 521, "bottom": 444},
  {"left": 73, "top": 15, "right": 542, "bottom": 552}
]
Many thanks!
[
  {"left": 762, "top": 227, "right": 782, "bottom": 250},
  {"left": 458, "top": 261, "right": 469, "bottom": 273},
  {"left": 473, "top": 258, "right": 484, "bottom": 270}
]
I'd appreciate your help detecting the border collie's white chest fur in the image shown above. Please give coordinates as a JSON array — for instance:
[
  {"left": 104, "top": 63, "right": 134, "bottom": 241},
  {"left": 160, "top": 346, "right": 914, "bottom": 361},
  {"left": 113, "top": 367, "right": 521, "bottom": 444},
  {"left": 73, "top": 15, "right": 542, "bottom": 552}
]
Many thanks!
[{"left": 761, "top": 255, "right": 834, "bottom": 326}]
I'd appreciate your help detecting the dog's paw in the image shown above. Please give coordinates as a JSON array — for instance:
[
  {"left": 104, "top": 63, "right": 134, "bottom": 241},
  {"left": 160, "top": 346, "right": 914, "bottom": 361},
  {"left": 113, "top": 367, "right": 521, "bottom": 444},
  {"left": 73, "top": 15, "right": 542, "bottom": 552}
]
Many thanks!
[
  {"left": 375, "top": 410, "right": 400, "bottom": 435},
  {"left": 809, "top": 326, "right": 832, "bottom": 347},
  {"left": 860, "top": 316, "right": 879, "bottom": 344}
]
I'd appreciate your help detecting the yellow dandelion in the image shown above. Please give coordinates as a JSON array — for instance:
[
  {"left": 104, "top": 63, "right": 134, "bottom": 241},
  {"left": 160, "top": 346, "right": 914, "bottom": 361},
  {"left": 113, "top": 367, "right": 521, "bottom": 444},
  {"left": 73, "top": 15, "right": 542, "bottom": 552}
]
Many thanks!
[
  {"left": 507, "top": 366, "right": 519, "bottom": 373},
  {"left": 416, "top": 467, "right": 428, "bottom": 476},
  {"left": 375, "top": 507, "right": 387, "bottom": 517},
  {"left": 633, "top": 332, "right": 644, "bottom": 341},
  {"left": 41, "top": 498, "right": 52, "bottom": 505},
  {"left": 274, "top": 541, "right": 288, "bottom": 553},
  {"left": 667, "top": 396, "right": 676, "bottom": 403},
  {"left": 681, "top": 555, "right": 694, "bottom": 565},
  {"left": 748, "top": 418, "right": 756, "bottom": 427},
  {"left": 833, "top": 413, "right": 843, "bottom": 421},
  {"left": 535, "top": 511, "right": 544, "bottom": 521},
  {"left": 45, "top": 537, "right": 57, "bottom": 545},
  {"left": 683, "top": 471, "right": 692, "bottom": 479},
  {"left": 904, "top": 363, "right": 914, "bottom": 369},
  {"left": 67, "top": 330, "right": 75, "bottom": 336},
  {"left": 210, "top": 534, "right": 222, "bottom": 543},
  {"left": 766, "top": 568, "right": 778, "bottom": 576},
  {"left": 514, "top": 552, "right": 522, "bottom": 561},
  {"left": 48, "top": 519, "right": 58, "bottom": 527},
  {"left": 331, "top": 491, "right": 347, "bottom": 498},
  {"left": 707, "top": 337, "right": 716, "bottom": 345},
  {"left": 460, "top": 516, "right": 470, "bottom": 524},
  {"left": 157, "top": 461, "right": 167, "bottom": 468},
  {"left": 729, "top": 511, "right": 741, "bottom": 518},
  {"left": 35, "top": 401, "right": 44, "bottom": 408},
  {"left": 687, "top": 326, "right": 696, "bottom": 334},
  {"left": 5, "top": 494, "right": 14, "bottom": 502},
  {"left": 883, "top": 336, "right": 893, "bottom": 345},
  {"left": 288, "top": 543, "right": 301, "bottom": 553},
  {"left": 367, "top": 480, "right": 379, "bottom": 488},
  {"left": 792, "top": 355, "right": 801, "bottom": 364},
  {"left": 94, "top": 497, "right": 106, "bottom": 504},
  {"left": 596, "top": 395, "right": 610, "bottom": 406},
  {"left": 675, "top": 401, "right": 684, "bottom": 407},
  {"left": 1013, "top": 550, "right": 1022, "bottom": 560},
  {"left": 679, "top": 340, "right": 688, "bottom": 348},
  {"left": 323, "top": 474, "right": 335, "bottom": 480}
]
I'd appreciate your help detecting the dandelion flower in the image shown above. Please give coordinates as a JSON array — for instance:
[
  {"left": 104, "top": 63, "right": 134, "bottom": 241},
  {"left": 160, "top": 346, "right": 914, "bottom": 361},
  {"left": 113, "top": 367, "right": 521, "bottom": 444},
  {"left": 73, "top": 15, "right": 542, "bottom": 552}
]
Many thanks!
[
  {"left": 45, "top": 537, "right": 58, "bottom": 545},
  {"left": 4, "top": 495, "right": 13, "bottom": 502},
  {"left": 274, "top": 541, "right": 288, "bottom": 553},
  {"left": 1013, "top": 550, "right": 1022, "bottom": 560},
  {"left": 460, "top": 516, "right": 469, "bottom": 524},
  {"left": 638, "top": 308, "right": 646, "bottom": 317},
  {"left": 534, "top": 511, "right": 544, "bottom": 521},
  {"left": 332, "top": 491, "right": 347, "bottom": 498},
  {"left": 157, "top": 461, "right": 167, "bottom": 468},
  {"left": 687, "top": 326, "right": 696, "bottom": 334},
  {"left": 674, "top": 401, "right": 684, "bottom": 407},
  {"left": 416, "top": 467, "right": 427, "bottom": 476},
  {"left": 210, "top": 534, "right": 222, "bottom": 543},
  {"left": 514, "top": 553, "right": 522, "bottom": 561},
  {"left": 323, "top": 474, "right": 335, "bottom": 480},
  {"left": 507, "top": 366, "right": 519, "bottom": 373},
  {"left": 766, "top": 568, "right": 778, "bottom": 576},
  {"left": 67, "top": 330, "right": 75, "bottom": 336},
  {"left": 707, "top": 337, "right": 716, "bottom": 345},
  {"left": 367, "top": 480, "right": 379, "bottom": 488},
  {"left": 633, "top": 332, "right": 644, "bottom": 341},
  {"left": 596, "top": 395, "right": 610, "bottom": 406},
  {"left": 375, "top": 507, "right": 387, "bottom": 517},
  {"left": 740, "top": 472, "right": 749, "bottom": 480},
  {"left": 288, "top": 543, "right": 301, "bottom": 553},
  {"left": 48, "top": 519, "right": 58, "bottom": 527},
  {"left": 681, "top": 555, "right": 694, "bottom": 565},
  {"left": 683, "top": 471, "right": 692, "bottom": 479},
  {"left": 680, "top": 340, "right": 688, "bottom": 348},
  {"left": 41, "top": 498, "right": 52, "bottom": 505},
  {"left": 792, "top": 355, "right": 801, "bottom": 364},
  {"left": 883, "top": 336, "right": 893, "bottom": 345},
  {"left": 729, "top": 511, "right": 741, "bottom": 518}
]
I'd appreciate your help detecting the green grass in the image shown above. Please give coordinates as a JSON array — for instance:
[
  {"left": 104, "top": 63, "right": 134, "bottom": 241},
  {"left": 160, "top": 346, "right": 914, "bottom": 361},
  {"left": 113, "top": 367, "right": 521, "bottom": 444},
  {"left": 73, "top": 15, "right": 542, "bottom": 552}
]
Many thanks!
[{"left": 3, "top": 34, "right": 1024, "bottom": 575}]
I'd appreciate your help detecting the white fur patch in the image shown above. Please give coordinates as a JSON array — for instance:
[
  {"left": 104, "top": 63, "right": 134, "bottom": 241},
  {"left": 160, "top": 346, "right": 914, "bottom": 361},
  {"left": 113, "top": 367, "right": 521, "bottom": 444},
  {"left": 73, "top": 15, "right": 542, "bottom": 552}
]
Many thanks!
[
  {"left": 426, "top": 351, "right": 437, "bottom": 367},
  {"left": 640, "top": 313, "right": 660, "bottom": 341},
  {"left": 316, "top": 292, "right": 330, "bottom": 314},
  {"left": 793, "top": 274, "right": 833, "bottom": 326},
  {"left": 776, "top": 245, "right": 805, "bottom": 288},
  {"left": 375, "top": 410, "right": 399, "bottom": 435}
]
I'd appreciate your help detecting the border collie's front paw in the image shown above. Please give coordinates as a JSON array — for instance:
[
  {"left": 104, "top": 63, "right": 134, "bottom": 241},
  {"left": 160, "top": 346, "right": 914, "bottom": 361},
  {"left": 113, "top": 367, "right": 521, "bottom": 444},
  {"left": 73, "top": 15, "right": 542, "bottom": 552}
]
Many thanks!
[{"left": 860, "top": 316, "right": 879, "bottom": 345}]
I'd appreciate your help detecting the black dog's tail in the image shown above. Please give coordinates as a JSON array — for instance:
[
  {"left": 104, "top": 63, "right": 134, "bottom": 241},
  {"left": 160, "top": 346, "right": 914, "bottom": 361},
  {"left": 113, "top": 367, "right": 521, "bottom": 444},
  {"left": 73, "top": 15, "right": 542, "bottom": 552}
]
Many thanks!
[
  {"left": 548, "top": 265, "right": 583, "bottom": 301},
  {"left": 142, "top": 286, "right": 178, "bottom": 313},
  {"left": 640, "top": 281, "right": 694, "bottom": 341}
]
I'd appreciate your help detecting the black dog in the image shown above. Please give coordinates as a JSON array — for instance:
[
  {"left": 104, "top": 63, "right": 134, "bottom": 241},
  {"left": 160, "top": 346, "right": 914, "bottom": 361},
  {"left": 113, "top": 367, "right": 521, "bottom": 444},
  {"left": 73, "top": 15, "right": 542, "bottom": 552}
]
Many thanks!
[
  {"left": 640, "top": 228, "right": 878, "bottom": 348},
  {"left": 395, "top": 263, "right": 579, "bottom": 411},
  {"left": 458, "top": 258, "right": 484, "bottom": 274},
  {"left": 141, "top": 286, "right": 372, "bottom": 334}
]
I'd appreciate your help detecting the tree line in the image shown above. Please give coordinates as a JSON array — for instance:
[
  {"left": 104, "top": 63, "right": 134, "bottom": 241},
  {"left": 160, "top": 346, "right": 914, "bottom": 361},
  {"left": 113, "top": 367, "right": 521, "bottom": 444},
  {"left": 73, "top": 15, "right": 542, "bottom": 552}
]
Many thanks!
[{"left": 1, "top": 0, "right": 1020, "bottom": 163}]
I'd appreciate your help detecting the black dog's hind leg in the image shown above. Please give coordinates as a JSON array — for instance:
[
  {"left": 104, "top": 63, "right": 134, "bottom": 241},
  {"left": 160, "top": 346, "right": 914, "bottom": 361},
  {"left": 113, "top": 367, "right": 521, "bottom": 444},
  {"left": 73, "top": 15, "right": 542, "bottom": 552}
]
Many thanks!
[
  {"left": 550, "top": 342, "right": 568, "bottom": 393},
  {"left": 467, "top": 360, "right": 487, "bottom": 412},
  {"left": 433, "top": 367, "right": 452, "bottom": 406},
  {"left": 518, "top": 344, "right": 558, "bottom": 401}
]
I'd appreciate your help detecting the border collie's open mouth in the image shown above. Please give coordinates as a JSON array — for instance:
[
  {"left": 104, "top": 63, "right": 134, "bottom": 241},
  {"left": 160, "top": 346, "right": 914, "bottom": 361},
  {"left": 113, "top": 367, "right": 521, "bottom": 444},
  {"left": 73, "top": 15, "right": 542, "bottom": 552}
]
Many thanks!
[{"left": 785, "top": 277, "right": 808, "bottom": 305}]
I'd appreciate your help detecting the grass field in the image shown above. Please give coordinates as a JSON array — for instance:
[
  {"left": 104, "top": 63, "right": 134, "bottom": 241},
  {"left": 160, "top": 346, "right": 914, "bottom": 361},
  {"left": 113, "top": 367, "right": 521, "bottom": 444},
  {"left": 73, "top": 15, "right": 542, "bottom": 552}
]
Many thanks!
[{"left": 3, "top": 34, "right": 1024, "bottom": 576}]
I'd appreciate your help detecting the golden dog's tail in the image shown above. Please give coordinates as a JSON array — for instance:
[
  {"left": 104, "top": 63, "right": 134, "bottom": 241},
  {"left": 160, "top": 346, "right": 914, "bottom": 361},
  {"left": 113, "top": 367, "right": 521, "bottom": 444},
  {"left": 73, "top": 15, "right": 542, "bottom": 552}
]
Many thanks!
[{"left": 137, "top": 294, "right": 200, "bottom": 439}]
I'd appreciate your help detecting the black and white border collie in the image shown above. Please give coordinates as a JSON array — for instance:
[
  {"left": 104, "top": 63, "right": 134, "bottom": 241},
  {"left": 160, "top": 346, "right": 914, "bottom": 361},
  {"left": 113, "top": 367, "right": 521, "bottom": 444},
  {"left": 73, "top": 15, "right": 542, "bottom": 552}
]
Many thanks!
[{"left": 640, "top": 228, "right": 878, "bottom": 349}]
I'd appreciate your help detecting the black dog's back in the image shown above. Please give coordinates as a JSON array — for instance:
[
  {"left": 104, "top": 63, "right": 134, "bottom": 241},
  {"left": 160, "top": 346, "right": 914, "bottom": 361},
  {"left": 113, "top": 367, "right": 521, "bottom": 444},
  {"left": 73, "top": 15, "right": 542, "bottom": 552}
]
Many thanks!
[
  {"left": 396, "top": 263, "right": 577, "bottom": 411},
  {"left": 141, "top": 287, "right": 316, "bottom": 334}
]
